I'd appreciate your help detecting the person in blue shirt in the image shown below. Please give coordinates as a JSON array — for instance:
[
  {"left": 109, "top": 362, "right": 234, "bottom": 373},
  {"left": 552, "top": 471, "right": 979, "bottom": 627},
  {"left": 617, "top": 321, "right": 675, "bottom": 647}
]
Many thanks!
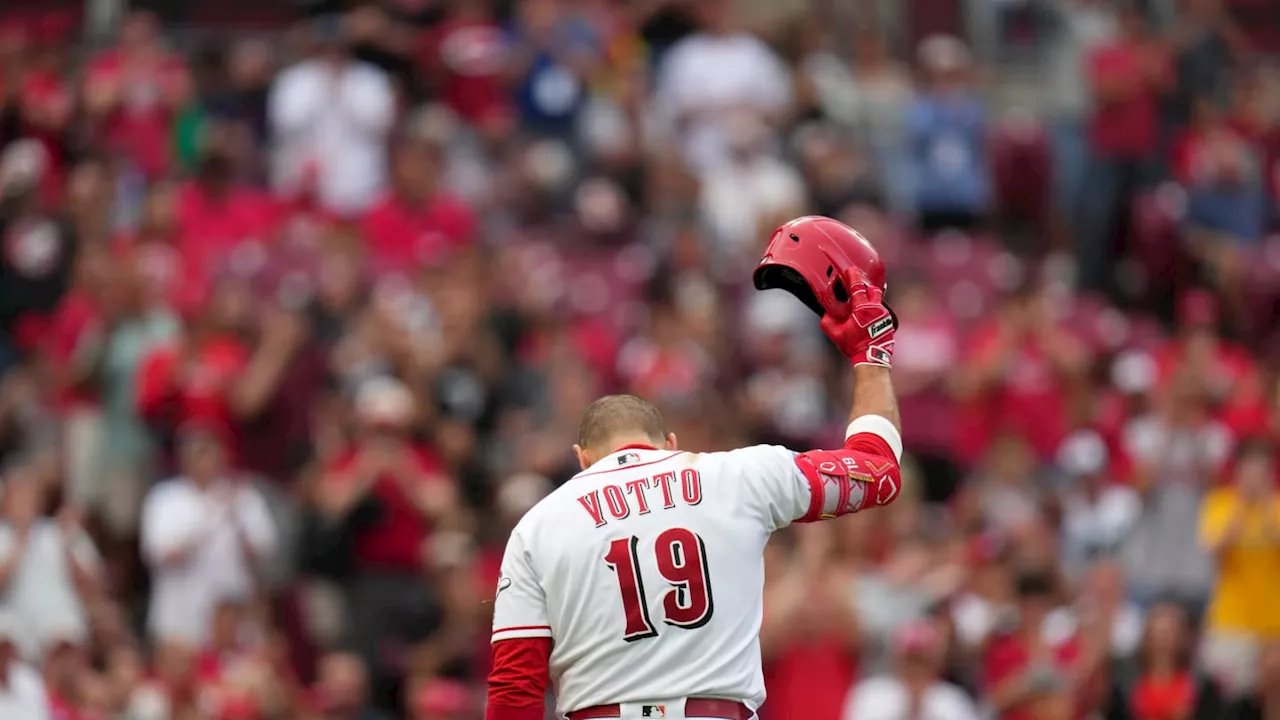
[
  {"left": 506, "top": 0, "right": 600, "bottom": 140},
  {"left": 906, "top": 35, "right": 990, "bottom": 234}
]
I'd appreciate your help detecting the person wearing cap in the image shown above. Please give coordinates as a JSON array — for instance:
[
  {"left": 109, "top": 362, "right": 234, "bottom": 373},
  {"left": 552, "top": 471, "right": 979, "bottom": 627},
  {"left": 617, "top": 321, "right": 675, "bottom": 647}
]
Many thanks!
[
  {"left": 1055, "top": 429, "right": 1140, "bottom": 579},
  {"left": 312, "top": 376, "right": 459, "bottom": 695},
  {"left": 268, "top": 14, "right": 395, "bottom": 217},
  {"left": 843, "top": 619, "right": 979, "bottom": 720},
  {"left": 139, "top": 421, "right": 278, "bottom": 645}
]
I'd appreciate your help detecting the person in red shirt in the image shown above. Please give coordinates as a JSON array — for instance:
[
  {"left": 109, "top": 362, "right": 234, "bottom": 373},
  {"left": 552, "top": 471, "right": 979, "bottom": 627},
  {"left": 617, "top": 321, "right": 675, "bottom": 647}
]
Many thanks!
[
  {"left": 1077, "top": 4, "right": 1172, "bottom": 293},
  {"left": 173, "top": 140, "right": 281, "bottom": 274},
  {"left": 361, "top": 127, "right": 477, "bottom": 272},
  {"left": 1154, "top": 289, "right": 1256, "bottom": 408},
  {"left": 1119, "top": 600, "right": 1225, "bottom": 720},
  {"left": 982, "top": 570, "right": 1092, "bottom": 720},
  {"left": 134, "top": 277, "right": 249, "bottom": 449},
  {"left": 17, "top": 12, "right": 75, "bottom": 208},
  {"left": 82, "top": 10, "right": 190, "bottom": 179},
  {"left": 954, "top": 284, "right": 1089, "bottom": 467},
  {"left": 315, "top": 376, "right": 461, "bottom": 697},
  {"left": 760, "top": 524, "right": 859, "bottom": 720},
  {"left": 135, "top": 276, "right": 305, "bottom": 463},
  {"left": 419, "top": 0, "right": 511, "bottom": 126}
]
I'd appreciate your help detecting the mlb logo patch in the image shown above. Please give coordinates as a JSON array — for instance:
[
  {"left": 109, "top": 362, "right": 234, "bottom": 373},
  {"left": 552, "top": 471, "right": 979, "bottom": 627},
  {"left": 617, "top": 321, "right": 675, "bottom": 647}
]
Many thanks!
[
  {"left": 641, "top": 706, "right": 666, "bottom": 718},
  {"left": 618, "top": 452, "right": 641, "bottom": 466}
]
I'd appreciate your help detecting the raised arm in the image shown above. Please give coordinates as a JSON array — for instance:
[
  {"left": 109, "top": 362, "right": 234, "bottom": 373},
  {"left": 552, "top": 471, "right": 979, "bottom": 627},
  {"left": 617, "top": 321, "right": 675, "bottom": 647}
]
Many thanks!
[{"left": 793, "top": 278, "right": 903, "bottom": 521}]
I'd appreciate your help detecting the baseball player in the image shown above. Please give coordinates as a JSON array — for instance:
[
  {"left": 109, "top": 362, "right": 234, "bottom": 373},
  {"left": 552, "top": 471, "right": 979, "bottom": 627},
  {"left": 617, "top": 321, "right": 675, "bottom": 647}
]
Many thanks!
[{"left": 486, "top": 217, "right": 903, "bottom": 720}]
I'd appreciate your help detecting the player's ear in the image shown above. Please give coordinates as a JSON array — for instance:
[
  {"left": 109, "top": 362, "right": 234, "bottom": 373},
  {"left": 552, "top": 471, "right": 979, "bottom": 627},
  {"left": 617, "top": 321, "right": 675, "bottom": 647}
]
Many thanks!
[
  {"left": 573, "top": 444, "right": 590, "bottom": 470},
  {"left": 663, "top": 433, "right": 678, "bottom": 451}
]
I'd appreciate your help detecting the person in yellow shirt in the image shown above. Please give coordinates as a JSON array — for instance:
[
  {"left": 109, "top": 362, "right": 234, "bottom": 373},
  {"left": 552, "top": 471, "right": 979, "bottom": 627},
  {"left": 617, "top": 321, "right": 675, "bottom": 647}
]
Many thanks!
[{"left": 1198, "top": 439, "right": 1280, "bottom": 698}]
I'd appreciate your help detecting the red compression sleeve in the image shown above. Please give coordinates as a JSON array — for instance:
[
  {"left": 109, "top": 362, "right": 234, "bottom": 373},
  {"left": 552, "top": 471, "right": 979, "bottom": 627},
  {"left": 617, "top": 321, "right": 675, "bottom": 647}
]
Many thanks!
[{"left": 486, "top": 637, "right": 552, "bottom": 720}]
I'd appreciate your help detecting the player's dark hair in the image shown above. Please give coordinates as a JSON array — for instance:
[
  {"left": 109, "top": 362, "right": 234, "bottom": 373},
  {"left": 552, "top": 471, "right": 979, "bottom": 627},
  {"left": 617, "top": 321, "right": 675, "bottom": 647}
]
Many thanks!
[{"left": 577, "top": 394, "right": 668, "bottom": 450}]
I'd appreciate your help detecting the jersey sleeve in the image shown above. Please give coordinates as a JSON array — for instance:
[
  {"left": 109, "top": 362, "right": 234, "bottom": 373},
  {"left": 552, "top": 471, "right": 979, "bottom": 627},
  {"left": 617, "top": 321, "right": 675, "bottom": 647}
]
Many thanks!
[
  {"left": 491, "top": 528, "right": 553, "bottom": 643},
  {"left": 727, "top": 415, "right": 904, "bottom": 532},
  {"left": 722, "top": 444, "right": 814, "bottom": 534}
]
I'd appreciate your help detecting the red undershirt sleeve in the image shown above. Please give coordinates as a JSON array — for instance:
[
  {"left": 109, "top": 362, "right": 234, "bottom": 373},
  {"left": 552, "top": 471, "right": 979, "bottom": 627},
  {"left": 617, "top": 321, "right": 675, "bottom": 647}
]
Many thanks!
[{"left": 486, "top": 637, "right": 552, "bottom": 720}]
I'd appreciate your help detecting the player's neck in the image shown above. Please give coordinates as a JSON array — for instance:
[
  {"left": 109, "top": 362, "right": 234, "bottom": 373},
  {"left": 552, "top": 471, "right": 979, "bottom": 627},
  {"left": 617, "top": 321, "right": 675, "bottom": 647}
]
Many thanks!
[{"left": 581, "top": 436, "right": 662, "bottom": 468}]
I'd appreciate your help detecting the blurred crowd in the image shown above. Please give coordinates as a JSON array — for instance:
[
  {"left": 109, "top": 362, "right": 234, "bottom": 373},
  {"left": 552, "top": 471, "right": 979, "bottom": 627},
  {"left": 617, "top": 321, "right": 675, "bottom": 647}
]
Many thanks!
[{"left": 1, "top": 0, "right": 1280, "bottom": 718}]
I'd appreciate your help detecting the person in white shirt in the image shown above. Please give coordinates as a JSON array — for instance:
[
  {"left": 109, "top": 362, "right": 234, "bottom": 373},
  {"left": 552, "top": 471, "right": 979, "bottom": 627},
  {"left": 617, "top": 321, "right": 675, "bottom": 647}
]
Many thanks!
[
  {"left": 844, "top": 620, "right": 980, "bottom": 720},
  {"left": 486, "top": 251, "right": 904, "bottom": 720},
  {"left": 0, "top": 610, "right": 51, "bottom": 720},
  {"left": 651, "top": 0, "right": 793, "bottom": 176},
  {"left": 0, "top": 465, "right": 101, "bottom": 661},
  {"left": 140, "top": 423, "right": 277, "bottom": 644},
  {"left": 269, "top": 15, "right": 396, "bottom": 217},
  {"left": 699, "top": 115, "right": 807, "bottom": 261}
]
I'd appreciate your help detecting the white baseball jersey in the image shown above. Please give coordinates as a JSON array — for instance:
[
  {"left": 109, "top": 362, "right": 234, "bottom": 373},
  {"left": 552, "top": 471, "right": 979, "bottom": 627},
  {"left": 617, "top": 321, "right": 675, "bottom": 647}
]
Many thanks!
[{"left": 491, "top": 417, "right": 902, "bottom": 717}]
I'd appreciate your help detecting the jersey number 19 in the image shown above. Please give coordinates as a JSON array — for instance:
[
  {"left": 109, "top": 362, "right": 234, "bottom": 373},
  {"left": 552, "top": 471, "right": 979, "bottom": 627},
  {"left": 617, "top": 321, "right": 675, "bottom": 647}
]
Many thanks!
[{"left": 603, "top": 528, "right": 715, "bottom": 642}]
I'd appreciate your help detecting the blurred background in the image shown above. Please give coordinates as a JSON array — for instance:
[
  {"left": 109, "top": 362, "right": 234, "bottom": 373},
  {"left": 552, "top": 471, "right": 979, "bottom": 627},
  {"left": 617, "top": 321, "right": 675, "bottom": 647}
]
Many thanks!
[{"left": 0, "top": 0, "right": 1279, "bottom": 718}]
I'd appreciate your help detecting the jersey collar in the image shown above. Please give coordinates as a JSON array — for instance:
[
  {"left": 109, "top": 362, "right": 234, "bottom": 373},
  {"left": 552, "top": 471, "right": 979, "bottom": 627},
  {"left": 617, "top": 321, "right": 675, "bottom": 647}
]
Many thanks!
[
  {"left": 612, "top": 443, "right": 658, "bottom": 452},
  {"left": 580, "top": 444, "right": 665, "bottom": 475}
]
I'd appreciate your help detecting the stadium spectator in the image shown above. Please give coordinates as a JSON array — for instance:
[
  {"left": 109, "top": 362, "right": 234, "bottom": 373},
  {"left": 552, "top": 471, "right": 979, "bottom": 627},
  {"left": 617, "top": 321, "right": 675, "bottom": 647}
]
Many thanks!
[
  {"left": 83, "top": 10, "right": 190, "bottom": 181},
  {"left": 269, "top": 15, "right": 396, "bottom": 217},
  {"left": 1044, "top": 0, "right": 1118, "bottom": 218},
  {"left": 1055, "top": 431, "right": 1141, "bottom": 578},
  {"left": 312, "top": 650, "right": 394, "bottom": 720},
  {"left": 1107, "top": 599, "right": 1224, "bottom": 720},
  {"left": 651, "top": 0, "right": 793, "bottom": 175},
  {"left": 908, "top": 35, "right": 989, "bottom": 234},
  {"left": 843, "top": 619, "right": 980, "bottom": 720},
  {"left": 1198, "top": 439, "right": 1280, "bottom": 698},
  {"left": 140, "top": 422, "right": 278, "bottom": 644},
  {"left": 1120, "top": 372, "right": 1230, "bottom": 608},
  {"left": 1078, "top": 2, "right": 1171, "bottom": 294},
  {"left": 955, "top": 283, "right": 1088, "bottom": 467},
  {"left": 313, "top": 376, "right": 459, "bottom": 691},
  {"left": 0, "top": 467, "right": 101, "bottom": 661},
  {"left": 361, "top": 124, "right": 478, "bottom": 271},
  {"left": 981, "top": 568, "right": 1089, "bottom": 720},
  {"left": 505, "top": 0, "right": 598, "bottom": 140}
]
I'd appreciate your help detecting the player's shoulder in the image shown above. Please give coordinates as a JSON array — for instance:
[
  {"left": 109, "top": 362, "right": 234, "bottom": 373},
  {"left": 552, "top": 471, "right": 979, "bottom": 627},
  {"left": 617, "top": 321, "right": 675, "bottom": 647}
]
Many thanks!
[{"left": 692, "top": 444, "right": 799, "bottom": 475}]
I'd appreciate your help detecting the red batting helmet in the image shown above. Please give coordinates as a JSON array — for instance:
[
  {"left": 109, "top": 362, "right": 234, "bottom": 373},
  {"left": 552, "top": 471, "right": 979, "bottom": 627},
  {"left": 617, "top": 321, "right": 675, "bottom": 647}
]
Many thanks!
[{"left": 752, "top": 216, "right": 886, "bottom": 317}]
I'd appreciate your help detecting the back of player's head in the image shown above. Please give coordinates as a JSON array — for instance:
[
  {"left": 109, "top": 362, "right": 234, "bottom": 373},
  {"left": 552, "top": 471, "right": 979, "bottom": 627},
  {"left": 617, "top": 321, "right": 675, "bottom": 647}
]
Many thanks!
[{"left": 577, "top": 394, "right": 668, "bottom": 450}]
